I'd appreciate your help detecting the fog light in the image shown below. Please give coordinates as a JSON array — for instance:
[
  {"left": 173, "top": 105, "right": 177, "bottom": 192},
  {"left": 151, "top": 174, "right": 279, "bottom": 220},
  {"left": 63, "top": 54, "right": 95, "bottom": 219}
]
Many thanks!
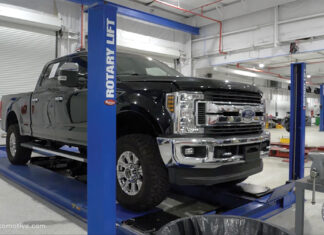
[
  {"left": 184, "top": 147, "right": 194, "bottom": 155},
  {"left": 182, "top": 146, "right": 207, "bottom": 158}
]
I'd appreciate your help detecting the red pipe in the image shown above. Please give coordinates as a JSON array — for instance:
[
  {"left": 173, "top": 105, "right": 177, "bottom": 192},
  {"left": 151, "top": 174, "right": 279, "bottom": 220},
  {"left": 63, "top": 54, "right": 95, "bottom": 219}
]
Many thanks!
[
  {"left": 236, "top": 63, "right": 290, "bottom": 80},
  {"left": 152, "top": 0, "right": 226, "bottom": 55}
]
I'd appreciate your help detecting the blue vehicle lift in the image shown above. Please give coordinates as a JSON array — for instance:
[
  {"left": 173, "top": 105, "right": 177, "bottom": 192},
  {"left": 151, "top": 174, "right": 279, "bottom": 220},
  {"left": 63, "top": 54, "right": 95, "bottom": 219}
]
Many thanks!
[
  {"left": 289, "top": 63, "right": 306, "bottom": 180},
  {"left": 320, "top": 84, "right": 324, "bottom": 131},
  {"left": 0, "top": 152, "right": 295, "bottom": 234},
  {"left": 0, "top": 1, "right": 306, "bottom": 235}
]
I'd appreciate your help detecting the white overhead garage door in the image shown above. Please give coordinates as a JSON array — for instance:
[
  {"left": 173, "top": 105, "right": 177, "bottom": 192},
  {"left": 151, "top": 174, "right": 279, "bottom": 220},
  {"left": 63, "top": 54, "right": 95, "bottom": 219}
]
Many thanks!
[{"left": 0, "top": 22, "right": 56, "bottom": 99}]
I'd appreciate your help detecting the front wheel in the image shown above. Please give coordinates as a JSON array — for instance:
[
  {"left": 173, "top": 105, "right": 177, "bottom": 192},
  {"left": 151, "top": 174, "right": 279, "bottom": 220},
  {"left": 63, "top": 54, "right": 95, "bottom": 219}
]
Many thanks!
[
  {"left": 6, "top": 124, "right": 32, "bottom": 165},
  {"left": 116, "top": 134, "right": 169, "bottom": 211}
]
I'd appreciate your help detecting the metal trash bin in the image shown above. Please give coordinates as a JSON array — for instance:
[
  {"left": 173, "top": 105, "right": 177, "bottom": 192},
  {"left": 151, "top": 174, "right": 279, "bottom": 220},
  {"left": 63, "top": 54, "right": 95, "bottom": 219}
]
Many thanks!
[{"left": 156, "top": 215, "right": 293, "bottom": 235}]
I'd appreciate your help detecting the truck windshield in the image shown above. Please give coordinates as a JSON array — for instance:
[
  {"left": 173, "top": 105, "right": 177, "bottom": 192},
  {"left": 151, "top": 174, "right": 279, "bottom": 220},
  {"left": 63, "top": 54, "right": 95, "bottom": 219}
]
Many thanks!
[{"left": 117, "top": 53, "right": 183, "bottom": 77}]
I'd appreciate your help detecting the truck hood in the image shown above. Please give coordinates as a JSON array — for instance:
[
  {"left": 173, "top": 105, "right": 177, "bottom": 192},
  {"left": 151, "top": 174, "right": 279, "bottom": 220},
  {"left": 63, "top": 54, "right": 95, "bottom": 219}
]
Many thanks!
[{"left": 119, "top": 76, "right": 261, "bottom": 94}]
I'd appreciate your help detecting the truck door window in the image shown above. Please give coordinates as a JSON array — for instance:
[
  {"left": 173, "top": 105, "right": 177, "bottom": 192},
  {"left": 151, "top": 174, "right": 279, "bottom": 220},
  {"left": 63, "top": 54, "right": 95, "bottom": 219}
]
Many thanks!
[{"left": 40, "top": 62, "right": 61, "bottom": 88}]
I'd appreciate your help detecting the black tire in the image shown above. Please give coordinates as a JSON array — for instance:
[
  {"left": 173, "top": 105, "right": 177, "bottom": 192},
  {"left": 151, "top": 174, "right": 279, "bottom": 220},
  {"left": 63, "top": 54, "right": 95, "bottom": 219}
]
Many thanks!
[
  {"left": 116, "top": 134, "right": 169, "bottom": 211},
  {"left": 6, "top": 124, "right": 32, "bottom": 165}
]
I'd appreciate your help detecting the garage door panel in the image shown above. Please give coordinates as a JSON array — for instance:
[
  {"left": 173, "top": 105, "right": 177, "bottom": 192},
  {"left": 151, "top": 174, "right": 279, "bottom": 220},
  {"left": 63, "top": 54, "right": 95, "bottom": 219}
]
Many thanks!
[{"left": 0, "top": 24, "right": 55, "bottom": 99}]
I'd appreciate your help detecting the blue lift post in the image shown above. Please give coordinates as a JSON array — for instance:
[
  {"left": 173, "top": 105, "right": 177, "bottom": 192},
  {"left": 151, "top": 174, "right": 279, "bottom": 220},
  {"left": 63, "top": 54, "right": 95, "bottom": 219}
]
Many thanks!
[
  {"left": 320, "top": 84, "right": 324, "bottom": 131},
  {"left": 88, "top": 2, "right": 117, "bottom": 235},
  {"left": 289, "top": 63, "right": 306, "bottom": 180}
]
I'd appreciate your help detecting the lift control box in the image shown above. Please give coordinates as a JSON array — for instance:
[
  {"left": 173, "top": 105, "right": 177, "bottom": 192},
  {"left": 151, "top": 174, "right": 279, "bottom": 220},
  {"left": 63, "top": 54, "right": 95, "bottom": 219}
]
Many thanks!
[{"left": 309, "top": 152, "right": 324, "bottom": 183}]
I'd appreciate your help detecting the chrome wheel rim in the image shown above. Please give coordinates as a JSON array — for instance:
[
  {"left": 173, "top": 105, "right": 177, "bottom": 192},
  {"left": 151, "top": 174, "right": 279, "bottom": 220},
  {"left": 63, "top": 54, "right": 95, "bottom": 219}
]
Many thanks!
[
  {"left": 117, "top": 151, "right": 143, "bottom": 196},
  {"left": 9, "top": 133, "right": 17, "bottom": 156}
]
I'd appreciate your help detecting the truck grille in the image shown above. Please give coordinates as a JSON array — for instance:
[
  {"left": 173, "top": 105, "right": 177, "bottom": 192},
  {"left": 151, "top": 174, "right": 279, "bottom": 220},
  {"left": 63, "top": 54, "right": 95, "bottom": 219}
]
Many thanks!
[
  {"left": 197, "top": 102, "right": 206, "bottom": 125},
  {"left": 196, "top": 90, "right": 264, "bottom": 136},
  {"left": 205, "top": 124, "right": 263, "bottom": 136},
  {"left": 204, "top": 90, "right": 262, "bottom": 104}
]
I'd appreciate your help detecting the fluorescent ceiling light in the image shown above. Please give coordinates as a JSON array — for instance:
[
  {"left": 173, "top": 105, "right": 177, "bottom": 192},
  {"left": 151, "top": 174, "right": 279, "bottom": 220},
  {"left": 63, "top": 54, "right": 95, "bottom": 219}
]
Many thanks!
[
  {"left": 232, "top": 69, "right": 257, "bottom": 77},
  {"left": 258, "top": 63, "right": 265, "bottom": 68},
  {"left": 307, "top": 74, "right": 311, "bottom": 78}
]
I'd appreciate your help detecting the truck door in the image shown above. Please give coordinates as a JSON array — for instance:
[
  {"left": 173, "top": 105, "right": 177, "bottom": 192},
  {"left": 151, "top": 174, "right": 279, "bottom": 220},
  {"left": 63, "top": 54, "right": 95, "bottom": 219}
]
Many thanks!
[
  {"left": 54, "top": 56, "right": 87, "bottom": 146},
  {"left": 31, "top": 61, "right": 62, "bottom": 139}
]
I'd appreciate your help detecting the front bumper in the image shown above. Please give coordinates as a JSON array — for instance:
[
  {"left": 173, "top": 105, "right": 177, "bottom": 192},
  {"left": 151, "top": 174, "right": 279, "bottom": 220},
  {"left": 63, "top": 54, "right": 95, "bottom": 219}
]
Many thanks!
[
  {"left": 156, "top": 131, "right": 270, "bottom": 168},
  {"left": 168, "top": 159, "right": 263, "bottom": 185},
  {"left": 157, "top": 132, "right": 270, "bottom": 185}
]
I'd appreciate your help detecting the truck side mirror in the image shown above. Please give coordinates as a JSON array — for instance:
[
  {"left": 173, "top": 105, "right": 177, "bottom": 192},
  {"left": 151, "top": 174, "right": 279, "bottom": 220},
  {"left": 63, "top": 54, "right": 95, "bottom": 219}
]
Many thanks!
[{"left": 58, "top": 62, "right": 83, "bottom": 87}]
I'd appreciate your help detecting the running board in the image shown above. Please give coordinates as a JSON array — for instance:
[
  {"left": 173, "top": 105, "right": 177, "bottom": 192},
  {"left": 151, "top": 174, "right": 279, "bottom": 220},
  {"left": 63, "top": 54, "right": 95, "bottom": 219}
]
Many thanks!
[{"left": 21, "top": 143, "right": 86, "bottom": 163}]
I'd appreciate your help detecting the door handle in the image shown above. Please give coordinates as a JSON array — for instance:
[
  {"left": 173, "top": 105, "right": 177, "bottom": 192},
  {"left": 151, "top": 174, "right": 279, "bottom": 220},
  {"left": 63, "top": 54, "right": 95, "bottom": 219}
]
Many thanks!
[
  {"left": 31, "top": 98, "right": 39, "bottom": 103},
  {"left": 55, "top": 96, "right": 64, "bottom": 102}
]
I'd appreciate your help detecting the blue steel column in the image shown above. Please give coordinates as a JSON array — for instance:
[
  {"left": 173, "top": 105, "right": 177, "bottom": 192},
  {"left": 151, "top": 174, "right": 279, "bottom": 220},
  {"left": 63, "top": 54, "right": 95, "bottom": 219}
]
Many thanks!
[
  {"left": 88, "top": 3, "right": 117, "bottom": 235},
  {"left": 289, "top": 63, "right": 306, "bottom": 180},
  {"left": 320, "top": 84, "right": 324, "bottom": 131}
]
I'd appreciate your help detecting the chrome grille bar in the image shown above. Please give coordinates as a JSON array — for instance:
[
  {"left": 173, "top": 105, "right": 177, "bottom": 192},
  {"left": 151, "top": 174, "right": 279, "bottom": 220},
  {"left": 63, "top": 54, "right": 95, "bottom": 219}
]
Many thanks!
[{"left": 196, "top": 101, "right": 265, "bottom": 126}]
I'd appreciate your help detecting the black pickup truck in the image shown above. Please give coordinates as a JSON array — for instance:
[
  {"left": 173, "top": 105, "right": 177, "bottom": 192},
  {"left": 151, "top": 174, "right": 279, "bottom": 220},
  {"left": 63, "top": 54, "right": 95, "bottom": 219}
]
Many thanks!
[{"left": 0, "top": 51, "right": 270, "bottom": 211}]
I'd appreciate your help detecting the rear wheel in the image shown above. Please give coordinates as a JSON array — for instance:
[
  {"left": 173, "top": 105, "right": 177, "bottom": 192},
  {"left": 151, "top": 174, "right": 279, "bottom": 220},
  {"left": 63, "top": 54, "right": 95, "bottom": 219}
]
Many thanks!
[
  {"left": 6, "top": 124, "right": 32, "bottom": 165},
  {"left": 116, "top": 134, "right": 169, "bottom": 211}
]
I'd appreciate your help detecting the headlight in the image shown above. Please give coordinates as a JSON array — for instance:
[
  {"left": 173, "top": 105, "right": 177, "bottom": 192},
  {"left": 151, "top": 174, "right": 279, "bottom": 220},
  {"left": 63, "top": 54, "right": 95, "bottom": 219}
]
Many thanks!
[
  {"left": 166, "top": 92, "right": 204, "bottom": 134},
  {"left": 262, "top": 98, "right": 266, "bottom": 126}
]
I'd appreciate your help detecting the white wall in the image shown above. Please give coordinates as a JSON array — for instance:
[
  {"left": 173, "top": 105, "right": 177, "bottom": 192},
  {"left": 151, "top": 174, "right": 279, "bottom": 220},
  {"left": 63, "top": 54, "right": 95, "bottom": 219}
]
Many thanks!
[
  {"left": 0, "top": 0, "right": 82, "bottom": 56},
  {"left": 192, "top": 0, "right": 324, "bottom": 68},
  {"left": 261, "top": 87, "right": 320, "bottom": 118},
  {"left": 0, "top": 0, "right": 189, "bottom": 63},
  {"left": 83, "top": 14, "right": 188, "bottom": 63}
]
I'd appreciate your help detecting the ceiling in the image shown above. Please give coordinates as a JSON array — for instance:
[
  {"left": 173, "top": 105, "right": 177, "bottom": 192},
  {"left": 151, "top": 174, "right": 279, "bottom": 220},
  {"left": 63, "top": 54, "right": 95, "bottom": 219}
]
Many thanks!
[
  {"left": 230, "top": 51, "right": 324, "bottom": 84},
  {"left": 133, "top": 0, "right": 238, "bottom": 17},
  {"left": 130, "top": 0, "right": 324, "bottom": 85}
]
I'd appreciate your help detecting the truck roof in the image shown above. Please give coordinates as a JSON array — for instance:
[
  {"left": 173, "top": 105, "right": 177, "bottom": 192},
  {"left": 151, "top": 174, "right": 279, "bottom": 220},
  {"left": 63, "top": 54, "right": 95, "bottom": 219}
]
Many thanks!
[{"left": 51, "top": 50, "right": 145, "bottom": 62}]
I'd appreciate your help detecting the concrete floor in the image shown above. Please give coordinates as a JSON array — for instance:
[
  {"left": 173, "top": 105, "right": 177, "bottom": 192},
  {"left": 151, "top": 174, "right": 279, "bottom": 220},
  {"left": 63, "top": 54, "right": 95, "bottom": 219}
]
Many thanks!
[
  {"left": 247, "top": 156, "right": 324, "bottom": 235},
  {"left": 249, "top": 126, "right": 324, "bottom": 235},
  {"left": 0, "top": 127, "right": 323, "bottom": 234}
]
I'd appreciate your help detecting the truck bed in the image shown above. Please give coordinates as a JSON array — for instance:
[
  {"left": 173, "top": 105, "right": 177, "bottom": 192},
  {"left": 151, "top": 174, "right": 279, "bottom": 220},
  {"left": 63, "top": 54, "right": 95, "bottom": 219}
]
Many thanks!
[{"left": 1, "top": 92, "right": 32, "bottom": 133}]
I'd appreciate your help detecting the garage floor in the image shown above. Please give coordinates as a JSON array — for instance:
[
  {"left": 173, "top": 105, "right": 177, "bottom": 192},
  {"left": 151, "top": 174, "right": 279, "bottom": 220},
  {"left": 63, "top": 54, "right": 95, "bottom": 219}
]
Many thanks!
[{"left": 0, "top": 127, "right": 324, "bottom": 234}]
